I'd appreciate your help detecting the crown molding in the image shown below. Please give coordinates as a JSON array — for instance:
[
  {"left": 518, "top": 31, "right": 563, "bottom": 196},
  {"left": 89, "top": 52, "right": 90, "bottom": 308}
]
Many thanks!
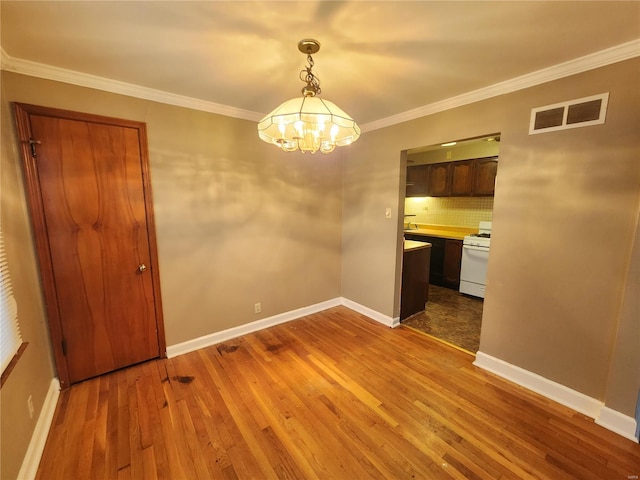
[
  {"left": 0, "top": 47, "right": 264, "bottom": 122},
  {"left": 360, "top": 39, "right": 640, "bottom": 132},
  {"left": 3, "top": 39, "right": 639, "bottom": 129}
]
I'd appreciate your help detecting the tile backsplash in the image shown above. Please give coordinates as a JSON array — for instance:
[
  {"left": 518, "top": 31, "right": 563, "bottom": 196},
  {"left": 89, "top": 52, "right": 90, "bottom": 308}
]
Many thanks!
[{"left": 404, "top": 196, "right": 494, "bottom": 228}]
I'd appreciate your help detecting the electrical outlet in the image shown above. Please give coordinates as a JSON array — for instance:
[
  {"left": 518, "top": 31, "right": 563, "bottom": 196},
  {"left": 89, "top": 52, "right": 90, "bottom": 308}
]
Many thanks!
[
  {"left": 254, "top": 302, "right": 261, "bottom": 314},
  {"left": 27, "top": 395, "right": 34, "bottom": 419}
]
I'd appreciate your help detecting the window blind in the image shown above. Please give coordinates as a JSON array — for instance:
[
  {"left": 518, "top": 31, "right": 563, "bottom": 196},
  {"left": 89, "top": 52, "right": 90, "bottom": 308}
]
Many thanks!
[{"left": 0, "top": 227, "right": 22, "bottom": 375}]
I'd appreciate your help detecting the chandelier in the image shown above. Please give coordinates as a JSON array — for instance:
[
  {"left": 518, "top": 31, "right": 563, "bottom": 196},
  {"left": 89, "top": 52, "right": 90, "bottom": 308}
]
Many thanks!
[{"left": 257, "top": 39, "right": 360, "bottom": 154}]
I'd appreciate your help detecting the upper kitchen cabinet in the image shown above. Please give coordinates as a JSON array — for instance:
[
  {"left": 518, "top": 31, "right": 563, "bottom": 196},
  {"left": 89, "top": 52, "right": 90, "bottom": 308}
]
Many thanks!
[
  {"left": 473, "top": 157, "right": 498, "bottom": 196},
  {"left": 427, "top": 163, "right": 451, "bottom": 196},
  {"left": 406, "top": 165, "right": 429, "bottom": 197},
  {"left": 450, "top": 160, "right": 474, "bottom": 196},
  {"left": 405, "top": 154, "right": 498, "bottom": 198}
]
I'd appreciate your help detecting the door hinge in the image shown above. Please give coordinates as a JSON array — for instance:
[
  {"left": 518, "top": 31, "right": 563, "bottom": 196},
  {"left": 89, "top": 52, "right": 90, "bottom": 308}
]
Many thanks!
[
  {"left": 61, "top": 339, "right": 67, "bottom": 356},
  {"left": 28, "top": 138, "right": 41, "bottom": 157}
]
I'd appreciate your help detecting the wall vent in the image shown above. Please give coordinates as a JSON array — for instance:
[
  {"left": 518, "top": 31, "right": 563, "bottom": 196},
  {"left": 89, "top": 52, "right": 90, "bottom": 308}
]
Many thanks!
[{"left": 529, "top": 93, "right": 609, "bottom": 135}]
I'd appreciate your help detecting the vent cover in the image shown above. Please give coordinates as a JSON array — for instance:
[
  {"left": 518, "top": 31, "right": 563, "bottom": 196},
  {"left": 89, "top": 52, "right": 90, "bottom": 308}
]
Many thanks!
[{"left": 529, "top": 93, "right": 609, "bottom": 135}]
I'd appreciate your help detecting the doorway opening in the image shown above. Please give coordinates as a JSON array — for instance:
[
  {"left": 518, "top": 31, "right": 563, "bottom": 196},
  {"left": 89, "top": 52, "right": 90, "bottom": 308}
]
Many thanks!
[{"left": 399, "top": 134, "right": 500, "bottom": 354}]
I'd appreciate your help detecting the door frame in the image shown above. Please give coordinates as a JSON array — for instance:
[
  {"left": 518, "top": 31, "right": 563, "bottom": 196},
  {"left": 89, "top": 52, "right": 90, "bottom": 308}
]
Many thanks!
[{"left": 13, "top": 103, "right": 166, "bottom": 389}]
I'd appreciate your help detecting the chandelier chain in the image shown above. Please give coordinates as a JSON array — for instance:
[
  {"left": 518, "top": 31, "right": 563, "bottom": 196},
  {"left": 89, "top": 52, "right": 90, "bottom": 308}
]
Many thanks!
[{"left": 299, "top": 53, "right": 321, "bottom": 96}]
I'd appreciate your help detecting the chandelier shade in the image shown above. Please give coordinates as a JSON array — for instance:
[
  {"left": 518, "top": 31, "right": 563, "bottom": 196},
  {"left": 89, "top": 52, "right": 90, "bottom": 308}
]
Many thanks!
[{"left": 257, "top": 39, "right": 360, "bottom": 154}]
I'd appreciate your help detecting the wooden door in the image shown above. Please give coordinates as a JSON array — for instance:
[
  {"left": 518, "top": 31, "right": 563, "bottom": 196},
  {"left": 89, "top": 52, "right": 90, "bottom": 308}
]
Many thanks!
[
  {"left": 406, "top": 165, "right": 428, "bottom": 197},
  {"left": 450, "top": 160, "right": 474, "bottom": 196},
  {"left": 443, "top": 239, "right": 463, "bottom": 289},
  {"left": 473, "top": 157, "right": 498, "bottom": 196},
  {"left": 427, "top": 163, "right": 451, "bottom": 196},
  {"left": 14, "top": 103, "right": 165, "bottom": 388}
]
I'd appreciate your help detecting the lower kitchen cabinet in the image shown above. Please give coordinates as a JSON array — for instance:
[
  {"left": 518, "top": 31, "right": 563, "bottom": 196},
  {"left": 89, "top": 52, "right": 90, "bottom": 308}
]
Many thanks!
[
  {"left": 443, "top": 239, "right": 463, "bottom": 288},
  {"left": 405, "top": 234, "right": 462, "bottom": 290},
  {"left": 400, "top": 243, "right": 431, "bottom": 320}
]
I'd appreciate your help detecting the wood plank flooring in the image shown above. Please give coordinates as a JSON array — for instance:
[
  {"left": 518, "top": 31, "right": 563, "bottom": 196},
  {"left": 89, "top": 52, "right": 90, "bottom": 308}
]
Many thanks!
[{"left": 36, "top": 306, "right": 640, "bottom": 479}]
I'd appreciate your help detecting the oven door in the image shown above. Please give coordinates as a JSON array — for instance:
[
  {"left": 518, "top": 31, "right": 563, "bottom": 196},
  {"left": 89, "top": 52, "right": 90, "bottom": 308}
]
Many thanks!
[{"left": 459, "top": 245, "right": 489, "bottom": 298}]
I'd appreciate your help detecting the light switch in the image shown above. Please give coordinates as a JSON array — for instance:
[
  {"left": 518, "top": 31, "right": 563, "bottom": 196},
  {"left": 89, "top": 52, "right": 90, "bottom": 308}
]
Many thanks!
[{"left": 385, "top": 208, "right": 392, "bottom": 219}]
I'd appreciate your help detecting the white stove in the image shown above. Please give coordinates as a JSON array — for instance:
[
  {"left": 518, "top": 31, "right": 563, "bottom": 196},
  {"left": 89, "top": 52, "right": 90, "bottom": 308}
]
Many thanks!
[{"left": 460, "top": 221, "right": 492, "bottom": 298}]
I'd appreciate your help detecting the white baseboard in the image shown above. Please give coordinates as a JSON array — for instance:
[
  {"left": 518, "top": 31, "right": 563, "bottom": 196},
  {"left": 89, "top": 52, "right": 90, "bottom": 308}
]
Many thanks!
[
  {"left": 340, "top": 298, "right": 399, "bottom": 328},
  {"left": 167, "top": 297, "right": 399, "bottom": 358},
  {"left": 474, "top": 352, "right": 603, "bottom": 418},
  {"left": 474, "top": 352, "right": 640, "bottom": 442},
  {"left": 17, "top": 378, "right": 60, "bottom": 480},
  {"left": 167, "top": 298, "right": 342, "bottom": 358},
  {"left": 596, "top": 406, "right": 639, "bottom": 442}
]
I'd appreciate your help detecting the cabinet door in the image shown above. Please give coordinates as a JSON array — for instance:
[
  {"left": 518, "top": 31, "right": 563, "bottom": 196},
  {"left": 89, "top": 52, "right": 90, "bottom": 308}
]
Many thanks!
[
  {"left": 473, "top": 158, "right": 498, "bottom": 196},
  {"left": 406, "top": 165, "right": 429, "bottom": 197},
  {"left": 400, "top": 246, "right": 431, "bottom": 320},
  {"left": 450, "top": 160, "right": 474, "bottom": 196},
  {"left": 422, "top": 236, "right": 445, "bottom": 286},
  {"left": 427, "top": 163, "right": 451, "bottom": 196},
  {"left": 443, "top": 239, "right": 463, "bottom": 288}
]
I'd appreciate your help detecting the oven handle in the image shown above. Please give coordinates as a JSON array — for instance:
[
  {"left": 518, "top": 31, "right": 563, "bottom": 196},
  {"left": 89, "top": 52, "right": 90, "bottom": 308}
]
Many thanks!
[{"left": 463, "top": 245, "right": 490, "bottom": 252}]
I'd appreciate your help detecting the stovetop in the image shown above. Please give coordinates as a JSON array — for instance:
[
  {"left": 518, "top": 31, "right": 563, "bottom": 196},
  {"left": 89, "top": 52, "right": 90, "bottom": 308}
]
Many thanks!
[{"left": 464, "top": 221, "right": 492, "bottom": 247}]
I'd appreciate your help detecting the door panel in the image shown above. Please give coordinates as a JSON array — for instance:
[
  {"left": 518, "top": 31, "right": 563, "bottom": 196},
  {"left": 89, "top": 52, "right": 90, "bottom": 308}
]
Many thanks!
[{"left": 14, "top": 104, "right": 165, "bottom": 387}]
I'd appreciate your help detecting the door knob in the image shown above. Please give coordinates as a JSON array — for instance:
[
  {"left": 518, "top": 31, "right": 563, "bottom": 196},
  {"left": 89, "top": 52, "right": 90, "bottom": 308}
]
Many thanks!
[{"left": 138, "top": 264, "right": 147, "bottom": 273}]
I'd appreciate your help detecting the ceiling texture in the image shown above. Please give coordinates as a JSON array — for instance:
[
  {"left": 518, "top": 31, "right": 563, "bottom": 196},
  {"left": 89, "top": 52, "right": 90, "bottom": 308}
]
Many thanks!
[{"left": 1, "top": 1, "right": 639, "bottom": 131}]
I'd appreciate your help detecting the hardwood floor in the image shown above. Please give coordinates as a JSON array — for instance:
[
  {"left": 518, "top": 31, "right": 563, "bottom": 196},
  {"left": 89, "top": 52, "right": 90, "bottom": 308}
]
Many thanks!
[{"left": 37, "top": 306, "right": 639, "bottom": 479}]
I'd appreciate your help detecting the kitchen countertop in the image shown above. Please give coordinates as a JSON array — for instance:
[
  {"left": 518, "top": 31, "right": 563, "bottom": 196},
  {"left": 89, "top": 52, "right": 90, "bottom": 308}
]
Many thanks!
[
  {"left": 403, "top": 224, "right": 476, "bottom": 241},
  {"left": 403, "top": 240, "right": 432, "bottom": 252}
]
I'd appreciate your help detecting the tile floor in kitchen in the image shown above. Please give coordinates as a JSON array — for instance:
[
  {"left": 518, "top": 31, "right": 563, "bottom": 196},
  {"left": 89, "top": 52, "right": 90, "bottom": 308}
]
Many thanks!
[{"left": 401, "top": 284, "right": 483, "bottom": 354}]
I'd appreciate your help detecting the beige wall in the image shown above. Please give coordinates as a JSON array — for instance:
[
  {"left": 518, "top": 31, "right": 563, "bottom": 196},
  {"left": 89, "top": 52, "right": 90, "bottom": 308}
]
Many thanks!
[
  {"left": 604, "top": 206, "right": 640, "bottom": 415},
  {"left": 408, "top": 139, "right": 500, "bottom": 165},
  {"left": 0, "top": 71, "right": 343, "bottom": 477},
  {"left": 2, "top": 56, "right": 639, "bottom": 479},
  {"left": 342, "top": 58, "right": 640, "bottom": 415},
  {"left": 1, "top": 78, "right": 56, "bottom": 480}
]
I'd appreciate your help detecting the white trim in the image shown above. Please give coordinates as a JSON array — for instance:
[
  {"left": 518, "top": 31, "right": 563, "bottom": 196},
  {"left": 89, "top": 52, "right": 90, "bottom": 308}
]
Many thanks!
[
  {"left": 360, "top": 39, "right": 640, "bottom": 132},
  {"left": 596, "top": 407, "right": 639, "bottom": 442},
  {"left": 167, "top": 298, "right": 342, "bottom": 358},
  {"left": 2, "top": 39, "right": 639, "bottom": 131},
  {"left": 17, "top": 378, "right": 60, "bottom": 480},
  {"left": 474, "top": 352, "right": 603, "bottom": 419},
  {"left": 474, "top": 352, "right": 640, "bottom": 443},
  {"left": 0, "top": 48, "right": 263, "bottom": 123},
  {"left": 340, "top": 297, "right": 399, "bottom": 328},
  {"left": 167, "top": 297, "right": 397, "bottom": 358}
]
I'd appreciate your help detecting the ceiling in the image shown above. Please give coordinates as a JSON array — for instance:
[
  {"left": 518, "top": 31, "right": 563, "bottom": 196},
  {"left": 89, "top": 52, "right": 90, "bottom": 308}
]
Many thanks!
[{"left": 1, "top": 1, "right": 639, "bottom": 130}]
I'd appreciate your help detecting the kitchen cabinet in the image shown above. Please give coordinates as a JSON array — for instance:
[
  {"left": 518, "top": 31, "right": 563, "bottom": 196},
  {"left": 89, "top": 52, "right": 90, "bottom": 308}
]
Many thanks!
[
  {"left": 405, "top": 157, "right": 498, "bottom": 198},
  {"left": 400, "top": 242, "right": 431, "bottom": 320},
  {"left": 450, "top": 160, "right": 474, "bottom": 196},
  {"left": 405, "top": 234, "right": 462, "bottom": 290},
  {"left": 473, "top": 158, "right": 498, "bottom": 196},
  {"left": 443, "top": 239, "right": 463, "bottom": 288},
  {"left": 427, "top": 163, "right": 451, "bottom": 196},
  {"left": 406, "top": 165, "right": 428, "bottom": 197}
]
